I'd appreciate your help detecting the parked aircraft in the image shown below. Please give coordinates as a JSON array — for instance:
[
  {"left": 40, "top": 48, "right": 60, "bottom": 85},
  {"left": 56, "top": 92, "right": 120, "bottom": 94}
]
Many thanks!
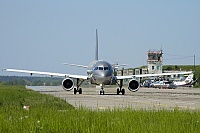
[
  {"left": 145, "top": 73, "right": 194, "bottom": 89},
  {"left": 3, "top": 30, "right": 193, "bottom": 95},
  {"left": 173, "top": 73, "right": 194, "bottom": 86},
  {"left": 151, "top": 80, "right": 171, "bottom": 88}
]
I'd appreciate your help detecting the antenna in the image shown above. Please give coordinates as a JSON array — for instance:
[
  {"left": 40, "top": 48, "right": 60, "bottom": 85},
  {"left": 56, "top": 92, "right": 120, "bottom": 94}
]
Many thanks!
[
  {"left": 194, "top": 54, "right": 196, "bottom": 80},
  {"left": 95, "top": 29, "right": 98, "bottom": 61}
]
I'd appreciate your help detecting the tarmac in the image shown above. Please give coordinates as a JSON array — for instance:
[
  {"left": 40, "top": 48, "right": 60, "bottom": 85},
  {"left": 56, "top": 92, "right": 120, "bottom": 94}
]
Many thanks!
[{"left": 27, "top": 86, "right": 200, "bottom": 110}]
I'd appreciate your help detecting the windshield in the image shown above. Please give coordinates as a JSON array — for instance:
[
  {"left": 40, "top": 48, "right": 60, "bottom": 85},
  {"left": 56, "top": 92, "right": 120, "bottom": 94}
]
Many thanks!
[{"left": 94, "top": 67, "right": 110, "bottom": 71}]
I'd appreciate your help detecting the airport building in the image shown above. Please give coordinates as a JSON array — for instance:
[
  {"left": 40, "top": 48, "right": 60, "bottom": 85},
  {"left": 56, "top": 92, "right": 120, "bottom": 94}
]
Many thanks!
[
  {"left": 117, "top": 49, "right": 190, "bottom": 83},
  {"left": 117, "top": 69, "right": 134, "bottom": 76},
  {"left": 147, "top": 50, "right": 163, "bottom": 74},
  {"left": 117, "top": 49, "right": 163, "bottom": 76}
]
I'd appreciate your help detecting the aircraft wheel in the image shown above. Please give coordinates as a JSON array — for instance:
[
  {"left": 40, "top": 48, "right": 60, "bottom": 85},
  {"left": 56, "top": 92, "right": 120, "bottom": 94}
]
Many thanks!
[
  {"left": 122, "top": 88, "right": 125, "bottom": 95},
  {"left": 79, "top": 88, "right": 82, "bottom": 94},
  {"left": 100, "top": 90, "right": 104, "bottom": 95},
  {"left": 74, "top": 88, "right": 77, "bottom": 94},
  {"left": 117, "top": 88, "right": 120, "bottom": 95}
]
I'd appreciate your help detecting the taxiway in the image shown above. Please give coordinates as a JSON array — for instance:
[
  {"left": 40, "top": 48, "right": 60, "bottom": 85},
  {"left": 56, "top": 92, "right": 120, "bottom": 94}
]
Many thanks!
[{"left": 27, "top": 86, "right": 200, "bottom": 110}]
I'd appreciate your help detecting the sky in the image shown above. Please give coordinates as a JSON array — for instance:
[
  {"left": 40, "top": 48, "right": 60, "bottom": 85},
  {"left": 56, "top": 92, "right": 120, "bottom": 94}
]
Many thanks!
[{"left": 1, "top": 0, "right": 200, "bottom": 76}]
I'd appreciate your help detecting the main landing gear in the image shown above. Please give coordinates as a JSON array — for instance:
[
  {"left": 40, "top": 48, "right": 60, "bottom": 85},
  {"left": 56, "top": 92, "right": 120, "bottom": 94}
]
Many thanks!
[
  {"left": 117, "top": 88, "right": 125, "bottom": 95},
  {"left": 116, "top": 79, "right": 125, "bottom": 95},
  {"left": 74, "top": 88, "right": 82, "bottom": 94},
  {"left": 74, "top": 78, "right": 84, "bottom": 94}
]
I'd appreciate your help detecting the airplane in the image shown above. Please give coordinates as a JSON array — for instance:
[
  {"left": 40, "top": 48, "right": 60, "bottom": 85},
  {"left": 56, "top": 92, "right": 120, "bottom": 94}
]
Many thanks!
[
  {"left": 173, "top": 73, "right": 194, "bottom": 87},
  {"left": 3, "top": 29, "right": 193, "bottom": 95},
  {"left": 146, "top": 73, "right": 194, "bottom": 89},
  {"left": 151, "top": 80, "right": 171, "bottom": 89}
]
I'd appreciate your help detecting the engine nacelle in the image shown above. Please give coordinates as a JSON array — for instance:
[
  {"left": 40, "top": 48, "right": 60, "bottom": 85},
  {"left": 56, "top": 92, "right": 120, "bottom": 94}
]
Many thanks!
[
  {"left": 62, "top": 78, "right": 74, "bottom": 91},
  {"left": 128, "top": 79, "right": 140, "bottom": 92}
]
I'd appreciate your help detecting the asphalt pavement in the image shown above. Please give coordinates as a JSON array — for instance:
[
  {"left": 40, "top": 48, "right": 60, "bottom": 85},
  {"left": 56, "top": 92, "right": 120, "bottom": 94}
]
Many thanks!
[{"left": 27, "top": 86, "right": 200, "bottom": 110}]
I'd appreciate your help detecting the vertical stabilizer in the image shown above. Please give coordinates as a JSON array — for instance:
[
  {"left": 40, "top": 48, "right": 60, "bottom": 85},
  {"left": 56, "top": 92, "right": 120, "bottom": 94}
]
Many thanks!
[
  {"left": 185, "top": 73, "right": 194, "bottom": 83},
  {"left": 95, "top": 29, "right": 98, "bottom": 61}
]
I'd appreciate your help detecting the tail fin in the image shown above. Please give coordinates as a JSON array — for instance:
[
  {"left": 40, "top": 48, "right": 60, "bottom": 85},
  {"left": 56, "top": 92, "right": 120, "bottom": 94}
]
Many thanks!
[
  {"left": 95, "top": 29, "right": 98, "bottom": 61},
  {"left": 184, "top": 73, "right": 194, "bottom": 83}
]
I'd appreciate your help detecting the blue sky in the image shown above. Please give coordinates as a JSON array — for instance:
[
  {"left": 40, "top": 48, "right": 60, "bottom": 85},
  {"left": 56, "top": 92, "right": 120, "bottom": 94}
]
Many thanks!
[{"left": 1, "top": 0, "right": 200, "bottom": 76}]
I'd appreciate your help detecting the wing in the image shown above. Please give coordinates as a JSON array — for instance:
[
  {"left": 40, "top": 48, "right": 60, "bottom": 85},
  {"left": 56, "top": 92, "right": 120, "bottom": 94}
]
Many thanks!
[
  {"left": 62, "top": 63, "right": 88, "bottom": 68},
  {"left": 116, "top": 71, "right": 193, "bottom": 80},
  {"left": 112, "top": 64, "right": 128, "bottom": 69},
  {"left": 3, "top": 68, "right": 88, "bottom": 80}
]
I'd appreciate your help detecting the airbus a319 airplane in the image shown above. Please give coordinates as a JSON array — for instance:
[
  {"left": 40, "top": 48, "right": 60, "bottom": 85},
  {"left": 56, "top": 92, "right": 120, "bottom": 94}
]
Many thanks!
[{"left": 3, "top": 30, "right": 193, "bottom": 95}]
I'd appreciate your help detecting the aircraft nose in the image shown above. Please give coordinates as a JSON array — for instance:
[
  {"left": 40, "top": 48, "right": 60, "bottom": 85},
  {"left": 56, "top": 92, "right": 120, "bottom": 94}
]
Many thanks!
[
  {"left": 95, "top": 71, "right": 112, "bottom": 84},
  {"left": 101, "top": 71, "right": 112, "bottom": 77}
]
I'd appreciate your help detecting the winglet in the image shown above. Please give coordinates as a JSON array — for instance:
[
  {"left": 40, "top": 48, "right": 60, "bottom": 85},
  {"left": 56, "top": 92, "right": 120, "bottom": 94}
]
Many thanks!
[{"left": 95, "top": 29, "right": 98, "bottom": 61}]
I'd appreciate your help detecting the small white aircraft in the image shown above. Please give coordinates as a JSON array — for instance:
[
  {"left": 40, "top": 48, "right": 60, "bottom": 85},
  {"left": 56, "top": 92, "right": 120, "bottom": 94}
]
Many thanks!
[
  {"left": 151, "top": 80, "right": 171, "bottom": 88},
  {"left": 173, "top": 73, "right": 194, "bottom": 86},
  {"left": 3, "top": 29, "right": 193, "bottom": 95}
]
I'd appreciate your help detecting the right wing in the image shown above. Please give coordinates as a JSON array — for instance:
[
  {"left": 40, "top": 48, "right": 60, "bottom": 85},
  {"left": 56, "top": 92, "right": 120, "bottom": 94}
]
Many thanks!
[
  {"left": 116, "top": 71, "right": 193, "bottom": 80},
  {"left": 3, "top": 68, "right": 88, "bottom": 80},
  {"left": 112, "top": 64, "right": 128, "bottom": 69}
]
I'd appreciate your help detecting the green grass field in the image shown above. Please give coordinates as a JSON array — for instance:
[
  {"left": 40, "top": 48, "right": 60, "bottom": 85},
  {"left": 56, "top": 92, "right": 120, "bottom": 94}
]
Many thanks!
[{"left": 0, "top": 85, "right": 199, "bottom": 133}]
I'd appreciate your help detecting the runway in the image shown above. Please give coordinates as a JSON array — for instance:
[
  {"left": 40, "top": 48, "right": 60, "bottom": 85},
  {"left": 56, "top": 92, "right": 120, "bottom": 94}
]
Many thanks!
[{"left": 27, "top": 86, "right": 200, "bottom": 110}]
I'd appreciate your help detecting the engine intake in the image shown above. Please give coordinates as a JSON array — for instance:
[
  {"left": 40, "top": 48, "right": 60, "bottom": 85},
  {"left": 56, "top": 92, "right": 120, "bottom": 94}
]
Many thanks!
[
  {"left": 62, "top": 78, "right": 74, "bottom": 91},
  {"left": 128, "top": 79, "right": 140, "bottom": 92}
]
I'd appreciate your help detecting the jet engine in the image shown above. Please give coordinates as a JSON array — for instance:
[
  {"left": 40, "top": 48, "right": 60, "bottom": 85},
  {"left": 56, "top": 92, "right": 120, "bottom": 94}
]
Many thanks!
[
  {"left": 128, "top": 79, "right": 140, "bottom": 92},
  {"left": 62, "top": 78, "right": 74, "bottom": 91}
]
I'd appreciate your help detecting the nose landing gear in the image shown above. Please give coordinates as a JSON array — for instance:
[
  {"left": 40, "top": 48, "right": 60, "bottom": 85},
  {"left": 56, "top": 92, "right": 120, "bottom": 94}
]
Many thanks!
[
  {"left": 99, "top": 84, "right": 105, "bottom": 95},
  {"left": 100, "top": 89, "right": 104, "bottom": 95}
]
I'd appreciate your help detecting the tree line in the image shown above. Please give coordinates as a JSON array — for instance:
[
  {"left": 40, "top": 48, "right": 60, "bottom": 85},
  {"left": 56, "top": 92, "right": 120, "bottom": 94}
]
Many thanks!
[{"left": 0, "top": 76, "right": 63, "bottom": 86}]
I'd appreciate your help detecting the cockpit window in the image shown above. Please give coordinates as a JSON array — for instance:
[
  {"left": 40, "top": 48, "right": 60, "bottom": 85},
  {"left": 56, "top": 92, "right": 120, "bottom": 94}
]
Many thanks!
[
  {"left": 94, "top": 67, "right": 98, "bottom": 70},
  {"left": 99, "top": 67, "right": 103, "bottom": 70},
  {"left": 93, "top": 66, "right": 110, "bottom": 71},
  {"left": 104, "top": 67, "right": 109, "bottom": 70}
]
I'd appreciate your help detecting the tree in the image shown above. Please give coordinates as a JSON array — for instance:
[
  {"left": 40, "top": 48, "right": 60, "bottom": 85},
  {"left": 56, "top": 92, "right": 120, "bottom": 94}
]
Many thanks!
[
  {"left": 175, "top": 65, "right": 179, "bottom": 70},
  {"left": 166, "top": 66, "right": 172, "bottom": 71}
]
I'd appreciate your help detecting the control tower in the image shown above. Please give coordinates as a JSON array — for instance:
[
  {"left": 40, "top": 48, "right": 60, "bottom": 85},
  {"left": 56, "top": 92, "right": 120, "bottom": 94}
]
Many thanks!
[{"left": 147, "top": 50, "right": 163, "bottom": 74}]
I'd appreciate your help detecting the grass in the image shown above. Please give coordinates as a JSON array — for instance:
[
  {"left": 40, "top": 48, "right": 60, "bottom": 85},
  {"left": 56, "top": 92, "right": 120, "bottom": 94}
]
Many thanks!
[{"left": 0, "top": 85, "right": 200, "bottom": 132}]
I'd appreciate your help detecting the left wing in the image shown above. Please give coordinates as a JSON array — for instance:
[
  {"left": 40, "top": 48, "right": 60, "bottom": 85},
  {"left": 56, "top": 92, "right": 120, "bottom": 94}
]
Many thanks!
[
  {"left": 116, "top": 71, "right": 193, "bottom": 80},
  {"left": 3, "top": 68, "right": 88, "bottom": 80}
]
